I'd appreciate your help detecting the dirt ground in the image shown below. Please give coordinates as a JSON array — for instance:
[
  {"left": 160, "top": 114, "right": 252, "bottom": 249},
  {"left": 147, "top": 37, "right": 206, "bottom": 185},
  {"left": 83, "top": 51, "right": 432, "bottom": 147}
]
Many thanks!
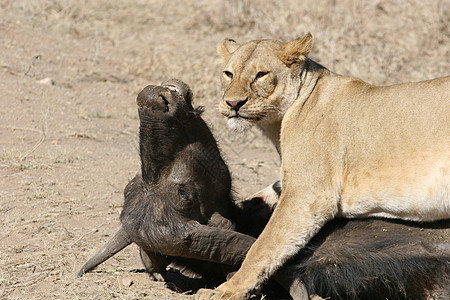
[{"left": 0, "top": 0, "right": 448, "bottom": 299}]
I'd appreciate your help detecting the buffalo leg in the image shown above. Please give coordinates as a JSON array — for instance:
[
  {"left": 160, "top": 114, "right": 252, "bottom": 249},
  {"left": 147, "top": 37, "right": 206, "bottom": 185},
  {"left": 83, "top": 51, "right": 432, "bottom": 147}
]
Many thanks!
[{"left": 140, "top": 248, "right": 170, "bottom": 281}]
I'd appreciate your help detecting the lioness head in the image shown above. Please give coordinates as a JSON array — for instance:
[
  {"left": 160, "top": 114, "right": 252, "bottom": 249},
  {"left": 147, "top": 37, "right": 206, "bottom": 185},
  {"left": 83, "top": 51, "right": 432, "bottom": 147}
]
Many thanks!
[{"left": 217, "top": 33, "right": 313, "bottom": 132}]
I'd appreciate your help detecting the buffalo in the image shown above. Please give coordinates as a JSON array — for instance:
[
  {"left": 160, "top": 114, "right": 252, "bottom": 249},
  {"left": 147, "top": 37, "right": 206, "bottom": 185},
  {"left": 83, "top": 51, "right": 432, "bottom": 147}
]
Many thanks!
[{"left": 77, "top": 79, "right": 449, "bottom": 299}]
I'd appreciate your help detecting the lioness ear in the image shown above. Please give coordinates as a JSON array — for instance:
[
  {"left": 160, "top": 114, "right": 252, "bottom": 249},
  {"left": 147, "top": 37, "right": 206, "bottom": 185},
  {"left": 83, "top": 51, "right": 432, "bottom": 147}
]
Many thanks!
[
  {"left": 277, "top": 33, "right": 313, "bottom": 67},
  {"left": 218, "top": 39, "right": 240, "bottom": 60}
]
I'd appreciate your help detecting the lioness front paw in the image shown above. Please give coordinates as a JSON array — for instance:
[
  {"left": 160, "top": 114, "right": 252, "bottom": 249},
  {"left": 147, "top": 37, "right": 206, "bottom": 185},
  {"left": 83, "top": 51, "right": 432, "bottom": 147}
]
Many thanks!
[{"left": 195, "top": 288, "right": 246, "bottom": 300}]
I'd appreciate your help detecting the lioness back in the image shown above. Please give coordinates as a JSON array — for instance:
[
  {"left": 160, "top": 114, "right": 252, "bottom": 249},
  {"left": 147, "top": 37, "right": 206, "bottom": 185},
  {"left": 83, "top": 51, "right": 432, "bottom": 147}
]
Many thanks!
[{"left": 282, "top": 74, "right": 450, "bottom": 221}]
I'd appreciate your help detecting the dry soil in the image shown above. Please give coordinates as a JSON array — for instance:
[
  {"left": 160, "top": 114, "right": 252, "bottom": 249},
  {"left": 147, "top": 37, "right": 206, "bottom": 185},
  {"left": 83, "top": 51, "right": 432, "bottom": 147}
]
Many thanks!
[{"left": 1, "top": 0, "right": 448, "bottom": 299}]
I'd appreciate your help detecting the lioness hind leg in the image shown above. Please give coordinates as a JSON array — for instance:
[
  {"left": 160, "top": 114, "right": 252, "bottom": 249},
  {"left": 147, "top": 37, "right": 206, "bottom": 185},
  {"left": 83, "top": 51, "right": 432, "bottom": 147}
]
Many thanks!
[{"left": 272, "top": 273, "right": 311, "bottom": 300}]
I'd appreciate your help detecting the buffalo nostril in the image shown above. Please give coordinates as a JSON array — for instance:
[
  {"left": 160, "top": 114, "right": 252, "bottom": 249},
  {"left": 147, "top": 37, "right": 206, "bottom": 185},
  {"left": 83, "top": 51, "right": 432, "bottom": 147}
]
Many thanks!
[
  {"left": 226, "top": 99, "right": 248, "bottom": 111},
  {"left": 149, "top": 94, "right": 169, "bottom": 112},
  {"left": 158, "top": 95, "right": 169, "bottom": 112}
]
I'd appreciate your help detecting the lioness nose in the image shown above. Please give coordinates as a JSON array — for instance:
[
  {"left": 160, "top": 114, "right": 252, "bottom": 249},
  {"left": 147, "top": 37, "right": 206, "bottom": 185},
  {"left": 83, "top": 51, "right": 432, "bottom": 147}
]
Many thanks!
[{"left": 226, "top": 99, "right": 247, "bottom": 111}]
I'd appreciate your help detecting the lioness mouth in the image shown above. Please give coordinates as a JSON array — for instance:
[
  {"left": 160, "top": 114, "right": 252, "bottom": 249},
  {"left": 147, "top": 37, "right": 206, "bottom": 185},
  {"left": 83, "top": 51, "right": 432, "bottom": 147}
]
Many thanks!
[{"left": 231, "top": 114, "right": 261, "bottom": 121}]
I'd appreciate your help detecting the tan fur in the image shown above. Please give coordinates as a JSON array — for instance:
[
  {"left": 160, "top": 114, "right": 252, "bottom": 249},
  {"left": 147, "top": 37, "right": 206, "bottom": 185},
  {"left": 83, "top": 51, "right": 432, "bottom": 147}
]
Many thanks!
[{"left": 196, "top": 34, "right": 450, "bottom": 300}]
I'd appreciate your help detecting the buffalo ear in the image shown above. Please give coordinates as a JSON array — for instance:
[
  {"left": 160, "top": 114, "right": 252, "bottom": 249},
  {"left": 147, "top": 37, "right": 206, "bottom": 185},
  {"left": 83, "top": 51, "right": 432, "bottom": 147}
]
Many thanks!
[
  {"left": 277, "top": 33, "right": 313, "bottom": 68},
  {"left": 217, "top": 39, "right": 240, "bottom": 61}
]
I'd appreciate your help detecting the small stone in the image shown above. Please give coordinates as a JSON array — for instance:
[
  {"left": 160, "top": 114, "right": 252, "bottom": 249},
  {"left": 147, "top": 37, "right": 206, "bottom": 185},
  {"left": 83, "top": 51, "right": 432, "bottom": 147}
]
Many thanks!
[
  {"left": 37, "top": 77, "right": 54, "bottom": 86},
  {"left": 121, "top": 278, "right": 133, "bottom": 287}
]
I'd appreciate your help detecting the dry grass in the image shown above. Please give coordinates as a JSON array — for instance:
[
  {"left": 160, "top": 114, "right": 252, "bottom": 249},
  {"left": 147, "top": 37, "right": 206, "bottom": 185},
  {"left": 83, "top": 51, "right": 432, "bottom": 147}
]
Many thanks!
[{"left": 0, "top": 0, "right": 448, "bottom": 299}]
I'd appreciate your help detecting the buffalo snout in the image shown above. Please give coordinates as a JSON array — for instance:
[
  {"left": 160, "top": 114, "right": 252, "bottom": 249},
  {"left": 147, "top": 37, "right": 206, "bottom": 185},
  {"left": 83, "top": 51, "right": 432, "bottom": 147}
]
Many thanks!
[{"left": 137, "top": 79, "right": 195, "bottom": 118}]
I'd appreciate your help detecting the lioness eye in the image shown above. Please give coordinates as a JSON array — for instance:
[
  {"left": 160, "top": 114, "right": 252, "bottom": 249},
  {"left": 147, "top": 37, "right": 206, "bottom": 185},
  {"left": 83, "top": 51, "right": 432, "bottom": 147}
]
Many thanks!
[
  {"left": 224, "top": 71, "right": 233, "bottom": 79},
  {"left": 255, "top": 71, "right": 269, "bottom": 80}
]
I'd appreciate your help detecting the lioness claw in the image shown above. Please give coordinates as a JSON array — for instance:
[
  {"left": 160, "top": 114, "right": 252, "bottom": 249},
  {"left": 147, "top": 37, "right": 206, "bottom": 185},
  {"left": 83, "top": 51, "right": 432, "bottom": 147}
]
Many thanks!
[{"left": 195, "top": 288, "right": 243, "bottom": 300}]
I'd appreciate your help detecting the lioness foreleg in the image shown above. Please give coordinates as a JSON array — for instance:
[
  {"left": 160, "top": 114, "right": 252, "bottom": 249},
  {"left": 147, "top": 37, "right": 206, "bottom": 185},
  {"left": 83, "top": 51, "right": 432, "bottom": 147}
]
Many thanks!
[{"left": 195, "top": 188, "right": 338, "bottom": 300}]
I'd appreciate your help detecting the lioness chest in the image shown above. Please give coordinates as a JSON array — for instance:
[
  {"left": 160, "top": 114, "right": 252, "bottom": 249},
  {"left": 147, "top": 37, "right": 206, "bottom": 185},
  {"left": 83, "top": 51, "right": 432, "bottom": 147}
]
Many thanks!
[{"left": 280, "top": 75, "right": 450, "bottom": 222}]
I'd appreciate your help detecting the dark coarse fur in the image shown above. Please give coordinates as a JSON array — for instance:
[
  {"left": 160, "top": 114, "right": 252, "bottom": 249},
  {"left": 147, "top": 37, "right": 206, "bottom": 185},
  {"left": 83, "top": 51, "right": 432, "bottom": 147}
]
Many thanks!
[{"left": 290, "top": 218, "right": 450, "bottom": 299}]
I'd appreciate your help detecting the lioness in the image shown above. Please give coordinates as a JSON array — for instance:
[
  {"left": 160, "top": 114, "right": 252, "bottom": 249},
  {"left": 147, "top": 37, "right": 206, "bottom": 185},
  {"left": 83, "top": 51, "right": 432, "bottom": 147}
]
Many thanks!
[{"left": 196, "top": 33, "right": 450, "bottom": 300}]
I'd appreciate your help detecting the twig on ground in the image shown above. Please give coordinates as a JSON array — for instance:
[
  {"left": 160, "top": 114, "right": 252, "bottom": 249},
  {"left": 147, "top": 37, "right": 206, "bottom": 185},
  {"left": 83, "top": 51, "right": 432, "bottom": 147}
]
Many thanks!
[
  {"left": 70, "top": 287, "right": 80, "bottom": 300},
  {"left": 70, "top": 224, "right": 105, "bottom": 249},
  {"left": 2, "top": 125, "right": 43, "bottom": 134},
  {"left": 19, "top": 94, "right": 49, "bottom": 162}
]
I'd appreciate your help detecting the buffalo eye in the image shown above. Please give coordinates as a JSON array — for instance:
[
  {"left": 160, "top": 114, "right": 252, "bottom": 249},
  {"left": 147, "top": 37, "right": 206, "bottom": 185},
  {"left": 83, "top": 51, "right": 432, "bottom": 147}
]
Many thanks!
[
  {"left": 179, "top": 191, "right": 189, "bottom": 200},
  {"left": 177, "top": 186, "right": 197, "bottom": 206},
  {"left": 255, "top": 71, "right": 269, "bottom": 81},
  {"left": 223, "top": 71, "right": 233, "bottom": 79}
]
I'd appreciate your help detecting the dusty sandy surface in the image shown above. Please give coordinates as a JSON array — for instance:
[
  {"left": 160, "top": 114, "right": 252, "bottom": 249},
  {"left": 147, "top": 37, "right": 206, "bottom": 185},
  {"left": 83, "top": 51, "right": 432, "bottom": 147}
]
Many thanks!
[{"left": 1, "top": 0, "right": 448, "bottom": 299}]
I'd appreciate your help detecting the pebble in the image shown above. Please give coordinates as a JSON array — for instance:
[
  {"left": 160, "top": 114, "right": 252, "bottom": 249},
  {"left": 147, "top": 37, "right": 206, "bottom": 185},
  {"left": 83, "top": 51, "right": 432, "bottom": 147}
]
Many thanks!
[
  {"left": 121, "top": 278, "right": 134, "bottom": 287},
  {"left": 37, "top": 77, "right": 54, "bottom": 86}
]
